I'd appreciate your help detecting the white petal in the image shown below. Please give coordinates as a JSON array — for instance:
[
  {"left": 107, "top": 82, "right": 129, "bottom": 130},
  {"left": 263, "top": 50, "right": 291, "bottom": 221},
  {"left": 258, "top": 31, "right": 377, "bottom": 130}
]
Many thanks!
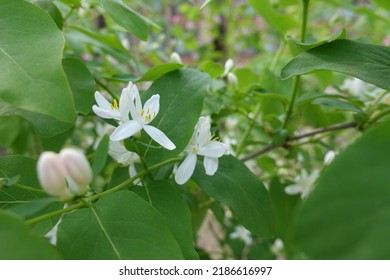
[
  {"left": 110, "top": 120, "right": 143, "bottom": 141},
  {"left": 129, "top": 163, "right": 142, "bottom": 186},
  {"left": 285, "top": 185, "right": 302, "bottom": 195},
  {"left": 94, "top": 91, "right": 111, "bottom": 110},
  {"left": 142, "top": 94, "right": 160, "bottom": 123},
  {"left": 175, "top": 153, "right": 197, "bottom": 185},
  {"left": 92, "top": 105, "right": 120, "bottom": 120},
  {"left": 195, "top": 117, "right": 211, "bottom": 147},
  {"left": 203, "top": 157, "right": 219, "bottom": 175},
  {"left": 198, "top": 141, "right": 226, "bottom": 158},
  {"left": 143, "top": 125, "right": 176, "bottom": 150},
  {"left": 119, "top": 86, "right": 132, "bottom": 122},
  {"left": 108, "top": 141, "right": 140, "bottom": 165},
  {"left": 129, "top": 82, "right": 142, "bottom": 116}
]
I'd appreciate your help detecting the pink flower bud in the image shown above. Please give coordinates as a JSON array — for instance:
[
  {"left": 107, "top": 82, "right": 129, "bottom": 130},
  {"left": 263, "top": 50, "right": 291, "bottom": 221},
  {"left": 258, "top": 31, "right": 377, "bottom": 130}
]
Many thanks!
[
  {"left": 59, "top": 148, "right": 92, "bottom": 195},
  {"left": 37, "top": 152, "right": 70, "bottom": 198}
]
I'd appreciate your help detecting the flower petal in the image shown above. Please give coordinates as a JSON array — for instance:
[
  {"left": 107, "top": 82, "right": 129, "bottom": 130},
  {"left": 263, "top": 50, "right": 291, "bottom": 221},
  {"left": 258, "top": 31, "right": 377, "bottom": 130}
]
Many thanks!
[
  {"left": 203, "top": 156, "right": 219, "bottom": 175},
  {"left": 92, "top": 105, "right": 120, "bottom": 120},
  {"left": 198, "top": 141, "right": 226, "bottom": 158},
  {"left": 144, "top": 125, "right": 176, "bottom": 150},
  {"left": 142, "top": 94, "right": 160, "bottom": 123},
  {"left": 110, "top": 120, "right": 142, "bottom": 141},
  {"left": 175, "top": 152, "right": 197, "bottom": 185},
  {"left": 129, "top": 163, "right": 142, "bottom": 186},
  {"left": 195, "top": 117, "right": 211, "bottom": 147},
  {"left": 119, "top": 85, "right": 132, "bottom": 122},
  {"left": 284, "top": 185, "right": 302, "bottom": 195},
  {"left": 109, "top": 141, "right": 140, "bottom": 165},
  {"left": 128, "top": 82, "right": 142, "bottom": 120},
  {"left": 94, "top": 91, "right": 111, "bottom": 110},
  {"left": 223, "top": 58, "right": 234, "bottom": 76}
]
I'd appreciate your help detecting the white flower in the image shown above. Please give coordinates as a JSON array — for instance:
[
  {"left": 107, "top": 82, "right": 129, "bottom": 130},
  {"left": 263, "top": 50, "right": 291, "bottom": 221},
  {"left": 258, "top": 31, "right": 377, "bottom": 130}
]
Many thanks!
[
  {"left": 92, "top": 84, "right": 132, "bottom": 121},
  {"left": 222, "top": 58, "right": 238, "bottom": 88},
  {"left": 175, "top": 117, "right": 227, "bottom": 185},
  {"left": 108, "top": 141, "right": 141, "bottom": 185},
  {"left": 229, "top": 225, "right": 253, "bottom": 246},
  {"left": 37, "top": 148, "right": 92, "bottom": 199},
  {"left": 285, "top": 169, "right": 320, "bottom": 199},
  {"left": 340, "top": 78, "right": 370, "bottom": 96},
  {"left": 270, "top": 238, "right": 285, "bottom": 259},
  {"left": 109, "top": 82, "right": 176, "bottom": 150},
  {"left": 170, "top": 52, "right": 183, "bottom": 64}
]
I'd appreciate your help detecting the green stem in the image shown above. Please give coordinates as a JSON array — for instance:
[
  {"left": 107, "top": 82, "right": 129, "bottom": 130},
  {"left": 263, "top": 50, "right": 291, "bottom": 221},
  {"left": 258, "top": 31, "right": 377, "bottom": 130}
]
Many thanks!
[
  {"left": 282, "top": 0, "right": 310, "bottom": 129},
  {"left": 365, "top": 107, "right": 390, "bottom": 127},
  {"left": 236, "top": 103, "right": 261, "bottom": 157},
  {"left": 26, "top": 157, "right": 182, "bottom": 225},
  {"left": 12, "top": 183, "right": 46, "bottom": 193}
]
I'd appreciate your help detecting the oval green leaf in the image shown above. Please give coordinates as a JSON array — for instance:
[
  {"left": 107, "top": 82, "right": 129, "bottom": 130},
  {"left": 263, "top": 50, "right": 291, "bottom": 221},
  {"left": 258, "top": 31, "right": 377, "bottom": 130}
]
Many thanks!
[
  {"left": 137, "top": 63, "right": 184, "bottom": 82},
  {"left": 281, "top": 39, "right": 390, "bottom": 91},
  {"left": 133, "top": 180, "right": 198, "bottom": 259},
  {"left": 57, "top": 191, "right": 184, "bottom": 259},
  {"left": 100, "top": 0, "right": 149, "bottom": 41},
  {"left": 0, "top": 210, "right": 61, "bottom": 259},
  {"left": 296, "top": 118, "right": 390, "bottom": 259},
  {"left": 0, "top": 0, "right": 75, "bottom": 136},
  {"left": 192, "top": 156, "right": 275, "bottom": 238}
]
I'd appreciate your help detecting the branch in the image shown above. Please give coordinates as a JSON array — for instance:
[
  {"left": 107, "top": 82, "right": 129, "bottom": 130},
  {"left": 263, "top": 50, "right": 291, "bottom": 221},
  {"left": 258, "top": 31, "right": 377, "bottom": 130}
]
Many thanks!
[{"left": 240, "top": 121, "right": 357, "bottom": 162}]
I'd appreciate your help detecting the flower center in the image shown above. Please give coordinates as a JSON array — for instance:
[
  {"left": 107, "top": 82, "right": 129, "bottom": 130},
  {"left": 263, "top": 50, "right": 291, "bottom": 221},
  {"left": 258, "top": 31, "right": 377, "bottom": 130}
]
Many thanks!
[
  {"left": 110, "top": 99, "right": 118, "bottom": 110},
  {"left": 141, "top": 108, "right": 155, "bottom": 122}
]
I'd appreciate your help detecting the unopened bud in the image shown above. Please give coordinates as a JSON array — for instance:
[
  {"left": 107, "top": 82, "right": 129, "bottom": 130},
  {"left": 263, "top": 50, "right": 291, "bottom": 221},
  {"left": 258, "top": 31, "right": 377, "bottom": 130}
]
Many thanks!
[
  {"left": 170, "top": 52, "right": 182, "bottom": 64},
  {"left": 59, "top": 148, "right": 92, "bottom": 195},
  {"left": 227, "top": 72, "right": 238, "bottom": 88},
  {"left": 37, "top": 152, "right": 70, "bottom": 198},
  {"left": 223, "top": 58, "right": 234, "bottom": 76}
]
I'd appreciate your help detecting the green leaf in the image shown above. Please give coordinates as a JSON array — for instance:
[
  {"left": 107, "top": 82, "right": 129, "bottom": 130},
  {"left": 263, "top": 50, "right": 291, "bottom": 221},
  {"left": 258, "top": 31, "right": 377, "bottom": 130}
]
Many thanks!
[
  {"left": 0, "top": 210, "right": 61, "bottom": 259},
  {"left": 281, "top": 40, "right": 390, "bottom": 91},
  {"left": 0, "top": 116, "right": 21, "bottom": 148},
  {"left": 296, "top": 119, "right": 390, "bottom": 259},
  {"left": 192, "top": 156, "right": 275, "bottom": 238},
  {"left": 100, "top": 0, "right": 149, "bottom": 41},
  {"left": 287, "top": 28, "right": 346, "bottom": 56},
  {"left": 0, "top": 156, "right": 47, "bottom": 209},
  {"left": 198, "top": 61, "right": 224, "bottom": 78},
  {"left": 371, "top": 0, "right": 390, "bottom": 11},
  {"left": 62, "top": 58, "right": 95, "bottom": 115},
  {"left": 137, "top": 63, "right": 184, "bottom": 82},
  {"left": 57, "top": 191, "right": 184, "bottom": 259},
  {"left": 311, "top": 97, "right": 363, "bottom": 113},
  {"left": 248, "top": 0, "right": 299, "bottom": 34},
  {"left": 0, "top": 0, "right": 75, "bottom": 137},
  {"left": 92, "top": 135, "right": 109, "bottom": 177},
  {"left": 140, "top": 69, "right": 210, "bottom": 165},
  {"left": 133, "top": 181, "right": 198, "bottom": 259}
]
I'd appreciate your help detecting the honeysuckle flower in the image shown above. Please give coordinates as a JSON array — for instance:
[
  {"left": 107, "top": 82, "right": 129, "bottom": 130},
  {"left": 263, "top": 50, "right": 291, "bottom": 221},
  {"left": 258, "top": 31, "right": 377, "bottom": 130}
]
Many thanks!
[
  {"left": 285, "top": 169, "right": 320, "bottom": 199},
  {"left": 229, "top": 225, "right": 253, "bottom": 246},
  {"left": 222, "top": 59, "right": 238, "bottom": 88},
  {"left": 37, "top": 148, "right": 92, "bottom": 199},
  {"left": 110, "top": 82, "right": 176, "bottom": 150},
  {"left": 108, "top": 140, "right": 141, "bottom": 185},
  {"left": 92, "top": 84, "right": 132, "bottom": 121},
  {"left": 175, "top": 117, "right": 227, "bottom": 185}
]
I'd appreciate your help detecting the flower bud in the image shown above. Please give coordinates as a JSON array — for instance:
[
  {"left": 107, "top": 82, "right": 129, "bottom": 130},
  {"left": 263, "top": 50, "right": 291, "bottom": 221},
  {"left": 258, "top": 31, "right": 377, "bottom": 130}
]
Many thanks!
[
  {"left": 223, "top": 58, "right": 234, "bottom": 76},
  {"left": 170, "top": 52, "right": 182, "bottom": 64},
  {"left": 59, "top": 148, "right": 92, "bottom": 195},
  {"left": 37, "top": 152, "right": 70, "bottom": 198},
  {"left": 227, "top": 72, "right": 238, "bottom": 88}
]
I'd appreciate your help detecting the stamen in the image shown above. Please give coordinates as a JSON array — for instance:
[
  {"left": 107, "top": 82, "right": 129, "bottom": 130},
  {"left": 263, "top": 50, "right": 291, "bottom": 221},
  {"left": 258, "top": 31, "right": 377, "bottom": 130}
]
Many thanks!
[{"left": 110, "top": 99, "right": 118, "bottom": 110}]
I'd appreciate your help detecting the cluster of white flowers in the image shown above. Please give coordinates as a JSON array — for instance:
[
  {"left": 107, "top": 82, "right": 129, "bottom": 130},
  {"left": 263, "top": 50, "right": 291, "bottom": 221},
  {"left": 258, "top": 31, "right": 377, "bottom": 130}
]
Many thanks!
[
  {"left": 175, "top": 117, "right": 227, "bottom": 185},
  {"left": 92, "top": 82, "right": 176, "bottom": 150},
  {"left": 37, "top": 148, "right": 92, "bottom": 199}
]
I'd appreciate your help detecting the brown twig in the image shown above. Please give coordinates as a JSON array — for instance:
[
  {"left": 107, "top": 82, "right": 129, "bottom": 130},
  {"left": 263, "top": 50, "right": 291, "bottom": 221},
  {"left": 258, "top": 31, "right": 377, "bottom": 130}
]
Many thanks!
[{"left": 240, "top": 121, "right": 357, "bottom": 162}]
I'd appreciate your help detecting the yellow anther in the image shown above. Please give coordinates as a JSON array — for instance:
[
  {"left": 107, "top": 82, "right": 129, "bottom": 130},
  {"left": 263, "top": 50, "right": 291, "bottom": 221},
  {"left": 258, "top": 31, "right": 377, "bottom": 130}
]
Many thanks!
[
  {"left": 110, "top": 99, "right": 118, "bottom": 110},
  {"left": 140, "top": 109, "right": 144, "bottom": 116}
]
